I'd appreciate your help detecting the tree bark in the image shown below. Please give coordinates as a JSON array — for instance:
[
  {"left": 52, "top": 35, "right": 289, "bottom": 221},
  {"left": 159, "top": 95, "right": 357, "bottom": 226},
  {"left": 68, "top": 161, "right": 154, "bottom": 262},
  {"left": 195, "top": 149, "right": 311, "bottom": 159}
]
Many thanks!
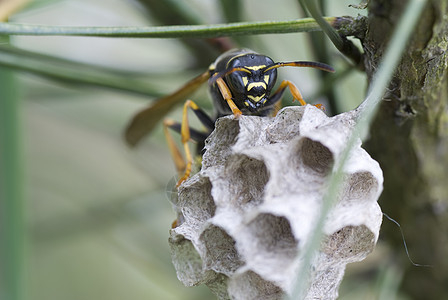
[{"left": 363, "top": 0, "right": 448, "bottom": 298}]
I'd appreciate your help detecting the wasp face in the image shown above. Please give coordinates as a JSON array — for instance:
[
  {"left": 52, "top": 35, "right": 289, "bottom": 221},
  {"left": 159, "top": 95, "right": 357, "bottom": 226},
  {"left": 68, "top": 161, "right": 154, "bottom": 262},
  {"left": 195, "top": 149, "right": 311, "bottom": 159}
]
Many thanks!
[{"left": 225, "top": 54, "right": 278, "bottom": 112}]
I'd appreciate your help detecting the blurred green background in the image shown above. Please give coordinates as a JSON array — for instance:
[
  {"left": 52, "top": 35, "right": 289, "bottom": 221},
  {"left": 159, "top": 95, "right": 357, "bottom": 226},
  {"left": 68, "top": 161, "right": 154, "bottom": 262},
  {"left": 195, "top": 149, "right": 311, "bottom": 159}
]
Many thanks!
[{"left": 0, "top": 0, "right": 407, "bottom": 299}]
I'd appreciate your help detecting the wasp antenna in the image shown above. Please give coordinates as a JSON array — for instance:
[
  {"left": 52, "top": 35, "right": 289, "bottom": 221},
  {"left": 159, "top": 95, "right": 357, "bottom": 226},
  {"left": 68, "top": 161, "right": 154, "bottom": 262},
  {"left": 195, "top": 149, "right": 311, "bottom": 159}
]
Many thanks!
[
  {"left": 264, "top": 61, "right": 335, "bottom": 73},
  {"left": 210, "top": 67, "right": 251, "bottom": 84},
  {"left": 383, "top": 212, "right": 433, "bottom": 268}
]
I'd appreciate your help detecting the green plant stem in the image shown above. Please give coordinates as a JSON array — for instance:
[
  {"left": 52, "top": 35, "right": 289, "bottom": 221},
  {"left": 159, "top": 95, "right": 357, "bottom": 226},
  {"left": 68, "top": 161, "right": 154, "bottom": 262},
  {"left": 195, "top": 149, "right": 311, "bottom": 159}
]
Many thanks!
[
  {"left": 288, "top": 0, "right": 427, "bottom": 298},
  {"left": 297, "top": 0, "right": 339, "bottom": 114},
  {"left": 298, "top": 0, "right": 329, "bottom": 66},
  {"left": 0, "top": 45, "right": 164, "bottom": 97},
  {"left": 304, "top": 0, "right": 344, "bottom": 49},
  {"left": 0, "top": 17, "right": 351, "bottom": 38},
  {"left": 135, "top": 0, "right": 223, "bottom": 66},
  {"left": 304, "top": 0, "right": 363, "bottom": 67},
  {"left": 0, "top": 41, "right": 25, "bottom": 300}
]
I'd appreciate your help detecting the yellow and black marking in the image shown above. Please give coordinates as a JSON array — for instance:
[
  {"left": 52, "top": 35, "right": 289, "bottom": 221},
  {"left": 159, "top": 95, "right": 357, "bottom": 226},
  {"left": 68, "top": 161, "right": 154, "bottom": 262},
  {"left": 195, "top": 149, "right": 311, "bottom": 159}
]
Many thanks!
[{"left": 125, "top": 48, "right": 334, "bottom": 187}]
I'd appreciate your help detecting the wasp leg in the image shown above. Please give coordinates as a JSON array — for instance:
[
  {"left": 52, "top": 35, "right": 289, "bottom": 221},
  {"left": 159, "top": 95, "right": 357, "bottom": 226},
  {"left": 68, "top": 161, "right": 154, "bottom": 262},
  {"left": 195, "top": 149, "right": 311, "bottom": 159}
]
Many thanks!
[
  {"left": 216, "top": 77, "right": 242, "bottom": 117},
  {"left": 164, "top": 121, "right": 209, "bottom": 143},
  {"left": 166, "top": 100, "right": 214, "bottom": 187},
  {"left": 272, "top": 100, "right": 283, "bottom": 117},
  {"left": 266, "top": 80, "right": 325, "bottom": 110},
  {"left": 163, "top": 119, "right": 187, "bottom": 177},
  {"left": 125, "top": 70, "right": 210, "bottom": 147},
  {"left": 164, "top": 117, "right": 208, "bottom": 229}
]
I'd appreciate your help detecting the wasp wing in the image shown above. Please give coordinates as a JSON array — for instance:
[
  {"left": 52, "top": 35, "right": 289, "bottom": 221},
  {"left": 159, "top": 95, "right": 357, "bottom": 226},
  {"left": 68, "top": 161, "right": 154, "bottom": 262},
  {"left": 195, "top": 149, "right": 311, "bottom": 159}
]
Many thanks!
[{"left": 124, "top": 70, "right": 210, "bottom": 147}]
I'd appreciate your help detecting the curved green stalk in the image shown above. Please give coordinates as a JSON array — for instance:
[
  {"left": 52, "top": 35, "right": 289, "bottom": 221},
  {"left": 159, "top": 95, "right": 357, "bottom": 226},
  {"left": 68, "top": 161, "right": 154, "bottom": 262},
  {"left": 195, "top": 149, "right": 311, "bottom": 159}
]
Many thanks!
[
  {"left": 0, "top": 45, "right": 164, "bottom": 97},
  {"left": 303, "top": 0, "right": 344, "bottom": 49},
  {"left": 0, "top": 17, "right": 348, "bottom": 38},
  {"left": 288, "top": 0, "right": 428, "bottom": 298},
  {"left": 0, "top": 39, "right": 25, "bottom": 300},
  {"left": 298, "top": 0, "right": 339, "bottom": 114},
  {"left": 304, "top": 0, "right": 363, "bottom": 67}
]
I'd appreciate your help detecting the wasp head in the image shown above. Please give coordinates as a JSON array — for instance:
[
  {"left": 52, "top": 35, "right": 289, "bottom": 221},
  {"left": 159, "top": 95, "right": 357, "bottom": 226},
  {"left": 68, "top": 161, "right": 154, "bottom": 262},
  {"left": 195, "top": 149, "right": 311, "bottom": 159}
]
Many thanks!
[{"left": 224, "top": 54, "right": 278, "bottom": 112}]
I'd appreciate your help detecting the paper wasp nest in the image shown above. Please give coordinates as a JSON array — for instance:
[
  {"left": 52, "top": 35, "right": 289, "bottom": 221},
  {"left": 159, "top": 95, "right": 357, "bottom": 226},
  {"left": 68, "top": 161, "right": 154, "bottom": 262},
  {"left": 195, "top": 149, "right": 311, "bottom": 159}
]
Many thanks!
[{"left": 169, "top": 105, "right": 383, "bottom": 299}]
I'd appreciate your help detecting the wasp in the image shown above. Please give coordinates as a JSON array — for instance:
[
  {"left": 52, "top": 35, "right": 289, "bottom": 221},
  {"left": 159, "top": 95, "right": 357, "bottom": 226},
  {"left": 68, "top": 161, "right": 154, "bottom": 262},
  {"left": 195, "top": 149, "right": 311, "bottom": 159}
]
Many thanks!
[{"left": 125, "top": 49, "right": 334, "bottom": 186}]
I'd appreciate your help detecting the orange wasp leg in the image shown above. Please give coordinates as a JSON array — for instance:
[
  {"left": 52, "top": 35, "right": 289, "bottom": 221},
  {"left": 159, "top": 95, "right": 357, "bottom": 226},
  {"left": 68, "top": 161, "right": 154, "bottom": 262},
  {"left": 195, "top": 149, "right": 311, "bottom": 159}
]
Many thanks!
[
  {"left": 125, "top": 71, "right": 210, "bottom": 147},
  {"left": 164, "top": 100, "right": 206, "bottom": 187},
  {"left": 271, "top": 80, "right": 325, "bottom": 110},
  {"left": 215, "top": 77, "right": 242, "bottom": 117},
  {"left": 163, "top": 119, "right": 187, "bottom": 176}
]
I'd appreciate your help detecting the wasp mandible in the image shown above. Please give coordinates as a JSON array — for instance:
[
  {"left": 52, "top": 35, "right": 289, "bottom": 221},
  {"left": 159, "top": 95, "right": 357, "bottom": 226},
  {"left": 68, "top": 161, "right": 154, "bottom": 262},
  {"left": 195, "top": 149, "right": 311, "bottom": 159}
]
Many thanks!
[{"left": 125, "top": 49, "right": 335, "bottom": 186}]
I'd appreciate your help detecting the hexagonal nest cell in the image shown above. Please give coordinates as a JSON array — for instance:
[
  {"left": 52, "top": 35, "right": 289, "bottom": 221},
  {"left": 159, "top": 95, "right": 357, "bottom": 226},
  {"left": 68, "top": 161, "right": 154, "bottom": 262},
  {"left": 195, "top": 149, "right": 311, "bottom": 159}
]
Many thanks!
[
  {"left": 245, "top": 213, "right": 298, "bottom": 261},
  {"left": 169, "top": 106, "right": 383, "bottom": 300},
  {"left": 223, "top": 155, "right": 269, "bottom": 209}
]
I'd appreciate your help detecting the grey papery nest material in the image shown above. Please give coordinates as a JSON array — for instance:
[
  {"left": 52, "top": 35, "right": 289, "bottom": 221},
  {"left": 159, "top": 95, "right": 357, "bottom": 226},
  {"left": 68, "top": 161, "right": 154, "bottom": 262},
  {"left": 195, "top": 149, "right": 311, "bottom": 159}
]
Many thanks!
[{"left": 169, "top": 105, "right": 383, "bottom": 300}]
